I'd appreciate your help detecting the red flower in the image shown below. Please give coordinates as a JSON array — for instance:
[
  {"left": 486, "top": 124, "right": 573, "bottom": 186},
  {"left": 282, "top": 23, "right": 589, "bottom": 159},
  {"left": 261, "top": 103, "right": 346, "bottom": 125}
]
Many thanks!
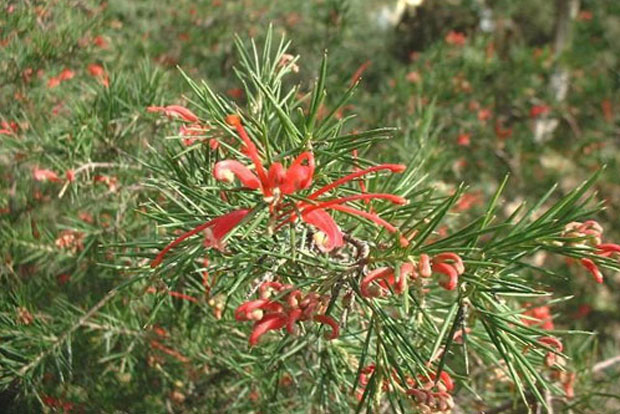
[
  {"left": 33, "top": 167, "right": 61, "bottom": 182},
  {"left": 0, "top": 121, "right": 18, "bottom": 135},
  {"left": 148, "top": 105, "right": 199, "bottom": 123},
  {"left": 539, "top": 336, "right": 563, "bottom": 367},
  {"left": 360, "top": 264, "right": 416, "bottom": 297},
  {"left": 313, "top": 314, "right": 339, "bottom": 339},
  {"left": 578, "top": 10, "right": 593, "bottom": 21},
  {"left": 214, "top": 160, "right": 261, "bottom": 189},
  {"left": 236, "top": 282, "right": 338, "bottom": 346},
  {"left": 445, "top": 31, "right": 466, "bottom": 46},
  {"left": 87, "top": 63, "right": 109, "bottom": 86},
  {"left": 522, "top": 305, "right": 554, "bottom": 330},
  {"left": 250, "top": 313, "right": 288, "bottom": 346},
  {"left": 301, "top": 208, "right": 344, "bottom": 252},
  {"left": 580, "top": 258, "right": 603, "bottom": 284},
  {"left": 457, "top": 133, "right": 470, "bottom": 146},
  {"left": 218, "top": 116, "right": 408, "bottom": 250},
  {"left": 530, "top": 104, "right": 550, "bottom": 118},
  {"left": 350, "top": 60, "right": 371, "bottom": 86},
  {"left": 59, "top": 68, "right": 75, "bottom": 81},
  {"left": 406, "top": 71, "right": 422, "bottom": 84},
  {"left": 93, "top": 35, "right": 108, "bottom": 48},
  {"left": 151, "top": 209, "right": 250, "bottom": 267},
  {"left": 47, "top": 77, "right": 61, "bottom": 89}
]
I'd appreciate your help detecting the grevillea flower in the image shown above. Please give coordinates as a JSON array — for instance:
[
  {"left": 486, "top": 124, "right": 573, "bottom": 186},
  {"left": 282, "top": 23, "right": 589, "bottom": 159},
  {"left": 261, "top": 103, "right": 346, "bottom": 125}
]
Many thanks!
[
  {"left": 405, "top": 371, "right": 456, "bottom": 411},
  {"left": 580, "top": 258, "right": 603, "bottom": 284},
  {"left": 214, "top": 160, "right": 261, "bottom": 189},
  {"left": 87, "top": 63, "right": 109, "bottom": 87},
  {"left": 217, "top": 115, "right": 409, "bottom": 250},
  {"left": 151, "top": 209, "right": 250, "bottom": 268},
  {"left": 147, "top": 105, "right": 199, "bottom": 123},
  {"left": 47, "top": 77, "right": 61, "bottom": 89},
  {"left": 457, "top": 133, "right": 471, "bottom": 146},
  {"left": 445, "top": 31, "right": 466, "bottom": 46},
  {"left": 301, "top": 209, "right": 344, "bottom": 252},
  {"left": 530, "top": 104, "right": 550, "bottom": 118},
  {"left": 360, "top": 264, "right": 416, "bottom": 297},
  {"left": 596, "top": 243, "right": 620, "bottom": 256},
  {"left": 313, "top": 314, "right": 339, "bottom": 339},
  {"left": 33, "top": 167, "right": 61, "bottom": 182},
  {"left": 0, "top": 121, "right": 18, "bottom": 135},
  {"left": 350, "top": 60, "right": 371, "bottom": 86},
  {"left": 561, "top": 220, "right": 618, "bottom": 284},
  {"left": 235, "top": 282, "right": 338, "bottom": 346},
  {"left": 411, "top": 253, "right": 465, "bottom": 291},
  {"left": 58, "top": 68, "right": 75, "bottom": 81},
  {"left": 521, "top": 305, "right": 554, "bottom": 330},
  {"left": 539, "top": 336, "right": 563, "bottom": 367}
]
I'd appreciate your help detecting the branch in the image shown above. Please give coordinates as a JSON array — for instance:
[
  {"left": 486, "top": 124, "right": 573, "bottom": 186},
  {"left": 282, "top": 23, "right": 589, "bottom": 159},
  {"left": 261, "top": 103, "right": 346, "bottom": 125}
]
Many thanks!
[{"left": 17, "top": 287, "right": 119, "bottom": 377}]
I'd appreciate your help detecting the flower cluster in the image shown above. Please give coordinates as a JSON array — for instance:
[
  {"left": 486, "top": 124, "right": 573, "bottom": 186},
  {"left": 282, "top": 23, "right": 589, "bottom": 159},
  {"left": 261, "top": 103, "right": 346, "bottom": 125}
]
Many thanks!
[
  {"left": 356, "top": 364, "right": 455, "bottom": 413},
  {"left": 234, "top": 281, "right": 338, "bottom": 346},
  {"left": 521, "top": 304, "right": 554, "bottom": 330},
  {"left": 360, "top": 253, "right": 465, "bottom": 298},
  {"left": 151, "top": 112, "right": 409, "bottom": 267},
  {"left": 147, "top": 105, "right": 217, "bottom": 148},
  {"left": 562, "top": 220, "right": 620, "bottom": 283}
]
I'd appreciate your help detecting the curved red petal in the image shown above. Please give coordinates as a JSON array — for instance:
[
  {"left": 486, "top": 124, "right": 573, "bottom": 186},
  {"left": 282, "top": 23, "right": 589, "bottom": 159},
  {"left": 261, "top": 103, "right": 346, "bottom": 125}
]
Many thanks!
[
  {"left": 313, "top": 314, "right": 340, "bottom": 340},
  {"left": 214, "top": 160, "right": 260, "bottom": 189},
  {"left": 249, "top": 313, "right": 287, "bottom": 346},
  {"left": 301, "top": 209, "right": 344, "bottom": 251},
  {"left": 432, "top": 262, "right": 459, "bottom": 290}
]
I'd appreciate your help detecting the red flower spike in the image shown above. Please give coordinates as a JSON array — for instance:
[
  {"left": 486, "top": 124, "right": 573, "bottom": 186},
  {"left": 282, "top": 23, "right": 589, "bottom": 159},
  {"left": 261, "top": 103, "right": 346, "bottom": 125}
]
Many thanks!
[
  {"left": 267, "top": 162, "right": 287, "bottom": 191},
  {"left": 167, "top": 291, "right": 198, "bottom": 303},
  {"left": 580, "top": 258, "right": 603, "bottom": 283},
  {"left": 563, "top": 372, "right": 576, "bottom": 399},
  {"left": 287, "top": 290, "right": 303, "bottom": 307},
  {"left": 539, "top": 336, "right": 563, "bottom": 367},
  {"left": 439, "top": 371, "right": 455, "bottom": 392},
  {"left": 286, "top": 308, "right": 303, "bottom": 334},
  {"left": 203, "top": 209, "right": 251, "bottom": 251},
  {"left": 327, "top": 205, "right": 409, "bottom": 247},
  {"left": 308, "top": 164, "right": 406, "bottom": 200},
  {"left": 225, "top": 114, "right": 269, "bottom": 192},
  {"left": 147, "top": 105, "right": 198, "bottom": 122},
  {"left": 361, "top": 267, "right": 394, "bottom": 297},
  {"left": 530, "top": 105, "right": 550, "bottom": 118},
  {"left": 151, "top": 209, "right": 250, "bottom": 267},
  {"left": 280, "top": 152, "right": 315, "bottom": 195},
  {"left": 350, "top": 60, "right": 372, "bottom": 86},
  {"left": 258, "top": 281, "right": 285, "bottom": 299},
  {"left": 396, "top": 263, "right": 416, "bottom": 294},
  {"left": 522, "top": 305, "right": 554, "bottom": 330},
  {"left": 433, "top": 253, "right": 465, "bottom": 275},
  {"left": 235, "top": 299, "right": 271, "bottom": 321},
  {"left": 432, "top": 262, "right": 459, "bottom": 290},
  {"left": 539, "top": 336, "right": 563, "bottom": 352},
  {"left": 597, "top": 243, "right": 620, "bottom": 255},
  {"left": 313, "top": 314, "right": 340, "bottom": 340},
  {"left": 214, "top": 160, "right": 261, "bottom": 189},
  {"left": 301, "top": 208, "right": 344, "bottom": 252},
  {"left": 250, "top": 313, "right": 287, "bottom": 346},
  {"left": 419, "top": 254, "right": 432, "bottom": 277},
  {"left": 33, "top": 167, "right": 61, "bottom": 182}
]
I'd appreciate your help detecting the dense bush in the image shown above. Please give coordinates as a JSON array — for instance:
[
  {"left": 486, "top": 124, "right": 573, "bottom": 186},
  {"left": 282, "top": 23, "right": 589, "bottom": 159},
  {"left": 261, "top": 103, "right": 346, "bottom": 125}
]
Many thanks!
[{"left": 1, "top": 1, "right": 618, "bottom": 413}]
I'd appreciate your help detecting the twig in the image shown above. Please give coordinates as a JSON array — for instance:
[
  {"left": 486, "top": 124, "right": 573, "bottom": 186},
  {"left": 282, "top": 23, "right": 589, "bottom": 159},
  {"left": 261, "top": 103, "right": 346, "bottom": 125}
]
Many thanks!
[
  {"left": 592, "top": 355, "right": 620, "bottom": 373},
  {"left": 17, "top": 287, "right": 119, "bottom": 377},
  {"left": 58, "top": 162, "right": 128, "bottom": 198}
]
